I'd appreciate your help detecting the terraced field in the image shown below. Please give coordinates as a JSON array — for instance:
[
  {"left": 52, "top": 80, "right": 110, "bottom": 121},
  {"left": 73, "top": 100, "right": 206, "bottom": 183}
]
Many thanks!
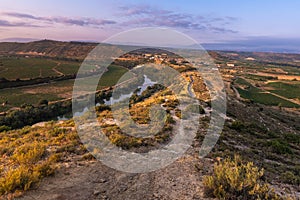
[{"left": 235, "top": 78, "right": 300, "bottom": 108}]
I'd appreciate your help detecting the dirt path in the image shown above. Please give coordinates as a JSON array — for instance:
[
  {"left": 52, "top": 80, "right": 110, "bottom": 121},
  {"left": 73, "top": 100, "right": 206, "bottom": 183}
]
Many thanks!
[
  {"left": 16, "top": 148, "right": 214, "bottom": 200},
  {"left": 231, "top": 85, "right": 241, "bottom": 99},
  {"left": 52, "top": 62, "right": 64, "bottom": 76},
  {"left": 259, "top": 91, "right": 300, "bottom": 106},
  {"left": 187, "top": 75, "right": 195, "bottom": 98},
  {"left": 234, "top": 77, "right": 300, "bottom": 106}
]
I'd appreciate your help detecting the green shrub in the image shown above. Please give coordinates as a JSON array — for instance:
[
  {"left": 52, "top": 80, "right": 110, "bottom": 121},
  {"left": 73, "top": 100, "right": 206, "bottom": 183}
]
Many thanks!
[
  {"left": 267, "top": 140, "right": 293, "bottom": 155},
  {"left": 280, "top": 171, "right": 300, "bottom": 185},
  {"left": 165, "top": 114, "right": 176, "bottom": 124},
  {"left": 0, "top": 125, "right": 11, "bottom": 132},
  {"left": 203, "top": 155, "right": 280, "bottom": 200},
  {"left": 230, "top": 120, "right": 245, "bottom": 131},
  {"left": 283, "top": 133, "right": 300, "bottom": 145},
  {"left": 38, "top": 99, "right": 48, "bottom": 106}
]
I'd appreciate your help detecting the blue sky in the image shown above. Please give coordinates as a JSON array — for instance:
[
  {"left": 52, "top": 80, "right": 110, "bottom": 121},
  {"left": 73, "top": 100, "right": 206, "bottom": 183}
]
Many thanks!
[{"left": 1, "top": 0, "right": 300, "bottom": 45}]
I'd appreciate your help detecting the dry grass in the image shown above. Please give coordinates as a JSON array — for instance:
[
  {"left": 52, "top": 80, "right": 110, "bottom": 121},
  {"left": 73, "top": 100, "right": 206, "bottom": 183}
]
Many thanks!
[{"left": 0, "top": 120, "right": 82, "bottom": 197}]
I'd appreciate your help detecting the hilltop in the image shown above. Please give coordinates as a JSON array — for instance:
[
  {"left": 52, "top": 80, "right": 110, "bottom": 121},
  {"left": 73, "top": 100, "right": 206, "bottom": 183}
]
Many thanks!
[
  {"left": 0, "top": 40, "right": 299, "bottom": 199},
  {"left": 0, "top": 40, "right": 97, "bottom": 60}
]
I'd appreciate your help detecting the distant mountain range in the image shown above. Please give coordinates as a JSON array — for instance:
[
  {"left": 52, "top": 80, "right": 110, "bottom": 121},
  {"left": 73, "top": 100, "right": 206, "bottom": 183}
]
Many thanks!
[
  {"left": 0, "top": 38, "right": 300, "bottom": 59},
  {"left": 202, "top": 37, "right": 300, "bottom": 54},
  {"left": 0, "top": 38, "right": 39, "bottom": 43}
]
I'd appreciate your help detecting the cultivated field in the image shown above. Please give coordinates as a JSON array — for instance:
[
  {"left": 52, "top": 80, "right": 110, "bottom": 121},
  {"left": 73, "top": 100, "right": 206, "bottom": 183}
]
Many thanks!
[
  {"left": 0, "top": 64, "right": 128, "bottom": 112},
  {"left": 234, "top": 78, "right": 300, "bottom": 108},
  {"left": 0, "top": 57, "right": 80, "bottom": 80}
]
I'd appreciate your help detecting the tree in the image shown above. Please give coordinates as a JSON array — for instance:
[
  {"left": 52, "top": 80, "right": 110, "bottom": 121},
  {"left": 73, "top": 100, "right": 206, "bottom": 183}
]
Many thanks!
[{"left": 38, "top": 99, "right": 48, "bottom": 106}]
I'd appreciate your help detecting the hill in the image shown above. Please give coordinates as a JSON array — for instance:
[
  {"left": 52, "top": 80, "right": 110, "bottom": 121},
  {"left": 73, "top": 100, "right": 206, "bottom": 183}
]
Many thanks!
[
  {"left": 0, "top": 40, "right": 299, "bottom": 199},
  {"left": 0, "top": 40, "right": 98, "bottom": 60}
]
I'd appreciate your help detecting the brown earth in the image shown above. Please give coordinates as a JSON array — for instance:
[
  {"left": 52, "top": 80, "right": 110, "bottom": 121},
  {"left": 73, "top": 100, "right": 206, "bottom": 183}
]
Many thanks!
[{"left": 16, "top": 146, "right": 215, "bottom": 200}]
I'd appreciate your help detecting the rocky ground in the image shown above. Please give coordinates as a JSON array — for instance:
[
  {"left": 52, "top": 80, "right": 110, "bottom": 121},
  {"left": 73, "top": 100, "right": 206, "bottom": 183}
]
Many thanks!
[
  {"left": 13, "top": 90, "right": 300, "bottom": 200},
  {"left": 16, "top": 145, "right": 215, "bottom": 200}
]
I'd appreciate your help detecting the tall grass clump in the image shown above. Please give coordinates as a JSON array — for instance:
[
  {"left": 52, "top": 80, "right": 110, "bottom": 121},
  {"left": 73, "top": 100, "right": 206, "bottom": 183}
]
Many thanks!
[{"left": 203, "top": 155, "right": 286, "bottom": 200}]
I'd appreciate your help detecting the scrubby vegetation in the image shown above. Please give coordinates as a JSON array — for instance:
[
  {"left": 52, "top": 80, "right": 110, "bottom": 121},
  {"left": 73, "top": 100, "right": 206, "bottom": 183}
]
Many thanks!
[
  {"left": 0, "top": 120, "right": 84, "bottom": 197},
  {"left": 98, "top": 85, "right": 179, "bottom": 150},
  {"left": 0, "top": 142, "right": 55, "bottom": 195},
  {"left": 203, "top": 155, "right": 290, "bottom": 200},
  {"left": 0, "top": 101, "right": 72, "bottom": 129},
  {"left": 129, "top": 84, "right": 166, "bottom": 105},
  {"left": 0, "top": 42, "right": 299, "bottom": 199}
]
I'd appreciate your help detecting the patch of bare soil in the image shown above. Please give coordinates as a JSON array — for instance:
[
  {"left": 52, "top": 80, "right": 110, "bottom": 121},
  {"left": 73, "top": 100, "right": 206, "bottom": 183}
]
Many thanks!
[
  {"left": 23, "top": 85, "right": 72, "bottom": 99},
  {"left": 16, "top": 149, "right": 215, "bottom": 200},
  {"left": 252, "top": 72, "right": 300, "bottom": 81}
]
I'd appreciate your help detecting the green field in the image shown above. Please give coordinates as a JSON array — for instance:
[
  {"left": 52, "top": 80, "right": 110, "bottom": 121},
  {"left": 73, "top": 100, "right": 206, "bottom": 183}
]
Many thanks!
[
  {"left": 0, "top": 65, "right": 128, "bottom": 112},
  {"left": 0, "top": 81, "right": 71, "bottom": 112},
  {"left": 235, "top": 78, "right": 299, "bottom": 108},
  {"left": 266, "top": 81, "right": 300, "bottom": 99},
  {"left": 244, "top": 74, "right": 276, "bottom": 81},
  {"left": 0, "top": 57, "right": 57, "bottom": 79},
  {"left": 98, "top": 64, "right": 128, "bottom": 87},
  {"left": 235, "top": 77, "right": 253, "bottom": 86},
  {"left": 56, "top": 61, "right": 81, "bottom": 75},
  {"left": 0, "top": 57, "right": 80, "bottom": 80}
]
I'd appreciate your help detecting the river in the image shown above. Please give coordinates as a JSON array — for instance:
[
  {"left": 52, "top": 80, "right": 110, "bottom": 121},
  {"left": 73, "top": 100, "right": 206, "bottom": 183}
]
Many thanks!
[{"left": 57, "top": 75, "right": 157, "bottom": 120}]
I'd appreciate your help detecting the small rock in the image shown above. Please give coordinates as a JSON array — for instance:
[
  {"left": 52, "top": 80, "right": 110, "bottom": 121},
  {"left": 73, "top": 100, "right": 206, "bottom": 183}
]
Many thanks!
[
  {"left": 93, "top": 187, "right": 107, "bottom": 195},
  {"left": 102, "top": 195, "right": 109, "bottom": 200},
  {"left": 153, "top": 193, "right": 160, "bottom": 200},
  {"left": 94, "top": 190, "right": 101, "bottom": 196},
  {"left": 99, "top": 178, "right": 107, "bottom": 183},
  {"left": 93, "top": 178, "right": 107, "bottom": 183},
  {"left": 118, "top": 184, "right": 127, "bottom": 192}
]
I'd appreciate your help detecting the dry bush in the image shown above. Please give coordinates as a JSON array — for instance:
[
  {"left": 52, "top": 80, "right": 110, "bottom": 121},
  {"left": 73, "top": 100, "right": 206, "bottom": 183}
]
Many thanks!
[{"left": 203, "top": 155, "right": 288, "bottom": 200}]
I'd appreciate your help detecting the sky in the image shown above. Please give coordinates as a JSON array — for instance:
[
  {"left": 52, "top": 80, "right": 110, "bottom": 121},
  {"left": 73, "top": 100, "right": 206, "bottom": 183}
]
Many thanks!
[{"left": 1, "top": 0, "right": 300, "bottom": 49}]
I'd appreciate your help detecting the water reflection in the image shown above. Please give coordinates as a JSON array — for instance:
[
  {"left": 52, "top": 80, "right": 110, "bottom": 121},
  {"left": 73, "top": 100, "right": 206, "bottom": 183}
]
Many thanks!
[
  {"left": 58, "top": 75, "right": 156, "bottom": 120},
  {"left": 103, "top": 74, "right": 156, "bottom": 105}
]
